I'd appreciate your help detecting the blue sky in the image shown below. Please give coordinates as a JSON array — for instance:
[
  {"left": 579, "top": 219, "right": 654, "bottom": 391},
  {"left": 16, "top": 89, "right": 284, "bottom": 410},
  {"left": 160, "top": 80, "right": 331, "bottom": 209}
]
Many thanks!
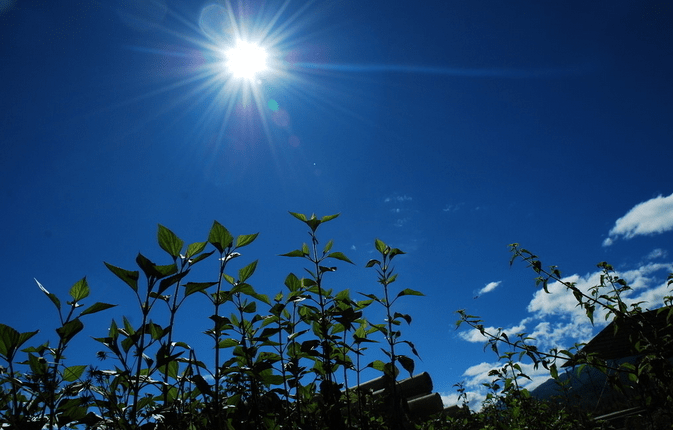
[{"left": 2, "top": 0, "right": 673, "bottom": 408}]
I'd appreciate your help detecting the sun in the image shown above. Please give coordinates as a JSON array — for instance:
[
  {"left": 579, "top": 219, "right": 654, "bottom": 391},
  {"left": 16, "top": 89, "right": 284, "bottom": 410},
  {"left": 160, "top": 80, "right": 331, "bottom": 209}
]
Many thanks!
[{"left": 225, "top": 39, "right": 268, "bottom": 81}]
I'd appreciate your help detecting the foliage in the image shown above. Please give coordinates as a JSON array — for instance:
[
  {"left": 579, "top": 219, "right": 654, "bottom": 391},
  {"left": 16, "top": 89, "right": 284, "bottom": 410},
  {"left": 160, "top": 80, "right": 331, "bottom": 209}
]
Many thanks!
[
  {"left": 0, "top": 213, "right": 424, "bottom": 430},
  {"left": 3, "top": 219, "right": 672, "bottom": 429}
]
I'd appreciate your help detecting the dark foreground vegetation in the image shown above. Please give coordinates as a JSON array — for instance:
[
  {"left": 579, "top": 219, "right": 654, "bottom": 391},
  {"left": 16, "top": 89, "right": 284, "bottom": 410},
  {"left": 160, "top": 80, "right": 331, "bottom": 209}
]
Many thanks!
[{"left": 1, "top": 213, "right": 671, "bottom": 429}]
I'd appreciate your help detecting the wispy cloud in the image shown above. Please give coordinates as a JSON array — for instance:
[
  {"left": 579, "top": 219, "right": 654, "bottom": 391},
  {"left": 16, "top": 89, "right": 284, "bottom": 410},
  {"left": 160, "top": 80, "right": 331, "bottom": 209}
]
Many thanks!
[
  {"left": 442, "top": 203, "right": 465, "bottom": 213},
  {"left": 384, "top": 195, "right": 412, "bottom": 203},
  {"left": 646, "top": 248, "right": 668, "bottom": 260},
  {"left": 458, "top": 321, "right": 528, "bottom": 343},
  {"left": 478, "top": 281, "right": 501, "bottom": 295},
  {"left": 603, "top": 193, "right": 673, "bottom": 246}
]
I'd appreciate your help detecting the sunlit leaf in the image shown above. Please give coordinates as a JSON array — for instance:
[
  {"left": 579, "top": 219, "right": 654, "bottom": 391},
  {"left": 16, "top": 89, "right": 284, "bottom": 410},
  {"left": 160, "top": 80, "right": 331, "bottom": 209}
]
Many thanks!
[
  {"left": 80, "top": 302, "right": 116, "bottom": 317},
  {"left": 218, "top": 338, "right": 239, "bottom": 348},
  {"left": 184, "top": 282, "right": 216, "bottom": 297},
  {"left": 63, "top": 365, "right": 87, "bottom": 382},
  {"left": 185, "top": 241, "right": 208, "bottom": 259},
  {"left": 158, "top": 224, "right": 184, "bottom": 258},
  {"left": 104, "top": 263, "right": 139, "bottom": 293},
  {"left": 208, "top": 221, "right": 233, "bottom": 253},
  {"left": 374, "top": 238, "right": 387, "bottom": 254},
  {"left": 366, "top": 360, "right": 386, "bottom": 372},
  {"left": 35, "top": 279, "right": 61, "bottom": 311},
  {"left": 236, "top": 233, "right": 259, "bottom": 248},
  {"left": 288, "top": 211, "right": 307, "bottom": 222},
  {"left": 190, "top": 250, "right": 214, "bottom": 265},
  {"left": 238, "top": 260, "right": 258, "bottom": 283},
  {"left": 158, "top": 272, "right": 187, "bottom": 295},
  {"left": 69, "top": 278, "right": 90, "bottom": 302},
  {"left": 327, "top": 252, "right": 354, "bottom": 264},
  {"left": 321, "top": 213, "right": 340, "bottom": 223},
  {"left": 280, "top": 250, "right": 305, "bottom": 258},
  {"left": 56, "top": 319, "right": 84, "bottom": 344},
  {"left": 396, "top": 288, "right": 424, "bottom": 298},
  {"left": 242, "top": 301, "right": 257, "bottom": 313}
]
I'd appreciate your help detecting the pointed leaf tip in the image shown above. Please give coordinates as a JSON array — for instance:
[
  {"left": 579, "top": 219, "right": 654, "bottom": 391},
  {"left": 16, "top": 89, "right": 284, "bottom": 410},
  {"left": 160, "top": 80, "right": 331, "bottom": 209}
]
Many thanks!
[
  {"left": 35, "top": 279, "right": 61, "bottom": 310},
  {"left": 288, "top": 212, "right": 307, "bottom": 222},
  {"left": 158, "top": 224, "right": 184, "bottom": 258}
]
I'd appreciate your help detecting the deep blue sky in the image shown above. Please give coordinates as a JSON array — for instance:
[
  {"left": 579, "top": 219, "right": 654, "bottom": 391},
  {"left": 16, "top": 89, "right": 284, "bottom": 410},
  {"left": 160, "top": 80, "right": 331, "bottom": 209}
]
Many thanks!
[{"left": 2, "top": 0, "right": 673, "bottom": 406}]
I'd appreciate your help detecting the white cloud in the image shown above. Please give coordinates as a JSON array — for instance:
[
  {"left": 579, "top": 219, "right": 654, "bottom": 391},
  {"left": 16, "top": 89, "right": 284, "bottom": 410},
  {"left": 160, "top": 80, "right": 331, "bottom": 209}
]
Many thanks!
[
  {"left": 384, "top": 195, "right": 412, "bottom": 203},
  {"left": 443, "top": 203, "right": 465, "bottom": 213},
  {"left": 603, "top": 193, "right": 673, "bottom": 246},
  {"left": 478, "top": 281, "right": 501, "bottom": 295},
  {"left": 458, "top": 322, "right": 528, "bottom": 343},
  {"left": 453, "top": 361, "right": 551, "bottom": 410},
  {"left": 646, "top": 248, "right": 668, "bottom": 260}
]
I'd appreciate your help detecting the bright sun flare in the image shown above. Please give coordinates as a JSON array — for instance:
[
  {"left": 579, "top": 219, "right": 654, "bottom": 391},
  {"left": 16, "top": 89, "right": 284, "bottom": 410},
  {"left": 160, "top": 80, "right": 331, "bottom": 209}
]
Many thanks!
[{"left": 225, "top": 40, "right": 268, "bottom": 80}]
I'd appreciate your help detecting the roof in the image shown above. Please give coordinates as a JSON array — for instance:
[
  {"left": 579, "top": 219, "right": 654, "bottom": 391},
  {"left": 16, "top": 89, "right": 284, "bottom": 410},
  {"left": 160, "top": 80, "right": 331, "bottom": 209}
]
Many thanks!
[{"left": 564, "top": 306, "right": 673, "bottom": 367}]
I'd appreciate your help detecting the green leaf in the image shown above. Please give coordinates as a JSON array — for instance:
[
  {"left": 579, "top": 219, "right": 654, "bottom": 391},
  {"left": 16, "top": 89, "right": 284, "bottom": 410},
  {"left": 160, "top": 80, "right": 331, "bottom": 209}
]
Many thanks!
[
  {"left": 327, "top": 252, "right": 354, "bottom": 264},
  {"left": 208, "top": 221, "right": 234, "bottom": 253},
  {"left": 185, "top": 241, "right": 208, "bottom": 258},
  {"left": 284, "top": 273, "right": 302, "bottom": 291},
  {"left": 550, "top": 363, "right": 559, "bottom": 380},
  {"left": 122, "top": 316, "right": 135, "bottom": 336},
  {"left": 394, "top": 312, "right": 412, "bottom": 325},
  {"left": 184, "top": 282, "right": 216, "bottom": 297},
  {"left": 56, "top": 319, "right": 84, "bottom": 344},
  {"left": 242, "top": 301, "right": 257, "bottom": 313},
  {"left": 306, "top": 217, "right": 321, "bottom": 232},
  {"left": 80, "top": 302, "right": 116, "bottom": 317},
  {"left": 108, "top": 319, "right": 119, "bottom": 339},
  {"left": 396, "top": 288, "right": 424, "bottom": 298},
  {"left": 28, "top": 353, "right": 48, "bottom": 376},
  {"left": 135, "top": 253, "right": 164, "bottom": 280},
  {"left": 401, "top": 340, "right": 420, "bottom": 358},
  {"left": 280, "top": 249, "right": 306, "bottom": 258},
  {"left": 63, "top": 365, "right": 87, "bottom": 382},
  {"left": 289, "top": 211, "right": 307, "bottom": 222},
  {"left": 156, "top": 272, "right": 184, "bottom": 295},
  {"left": 35, "top": 279, "right": 61, "bottom": 311},
  {"left": 397, "top": 355, "right": 415, "bottom": 376},
  {"left": 69, "top": 278, "right": 90, "bottom": 302},
  {"left": 0, "top": 324, "right": 39, "bottom": 361},
  {"left": 323, "top": 239, "right": 334, "bottom": 254},
  {"left": 365, "top": 259, "right": 380, "bottom": 268},
  {"left": 104, "top": 262, "right": 139, "bottom": 293},
  {"left": 236, "top": 233, "right": 259, "bottom": 248},
  {"left": 238, "top": 260, "right": 258, "bottom": 283},
  {"left": 191, "top": 374, "right": 213, "bottom": 396},
  {"left": 158, "top": 224, "right": 184, "bottom": 258},
  {"left": 218, "top": 338, "right": 239, "bottom": 348},
  {"left": 190, "top": 250, "right": 214, "bottom": 265},
  {"left": 320, "top": 213, "right": 340, "bottom": 223},
  {"left": 366, "top": 360, "right": 386, "bottom": 372},
  {"left": 374, "top": 239, "right": 387, "bottom": 254}
]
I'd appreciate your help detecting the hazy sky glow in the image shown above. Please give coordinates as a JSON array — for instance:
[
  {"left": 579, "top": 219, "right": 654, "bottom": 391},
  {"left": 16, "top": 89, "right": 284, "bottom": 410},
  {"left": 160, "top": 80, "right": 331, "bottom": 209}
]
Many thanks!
[{"left": 2, "top": 0, "right": 673, "bottom": 410}]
